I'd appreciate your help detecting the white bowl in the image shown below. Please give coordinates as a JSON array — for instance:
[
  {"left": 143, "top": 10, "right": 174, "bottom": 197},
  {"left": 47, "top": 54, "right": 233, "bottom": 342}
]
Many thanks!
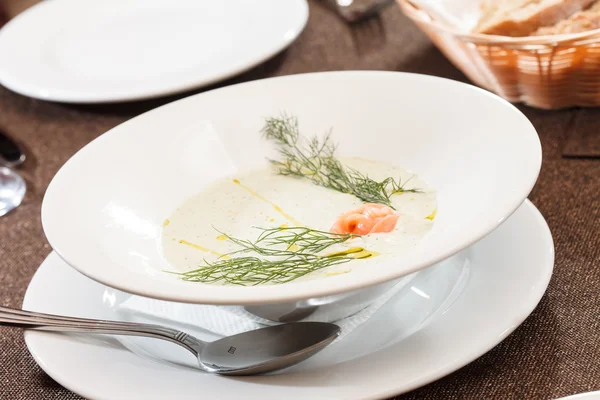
[{"left": 42, "top": 71, "right": 541, "bottom": 305}]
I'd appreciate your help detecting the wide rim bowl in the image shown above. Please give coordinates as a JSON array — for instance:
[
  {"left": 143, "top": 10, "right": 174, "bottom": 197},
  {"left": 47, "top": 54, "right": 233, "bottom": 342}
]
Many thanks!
[{"left": 41, "top": 71, "right": 542, "bottom": 305}]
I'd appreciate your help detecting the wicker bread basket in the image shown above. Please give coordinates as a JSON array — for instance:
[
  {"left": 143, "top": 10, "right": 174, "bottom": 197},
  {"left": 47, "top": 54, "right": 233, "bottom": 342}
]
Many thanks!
[{"left": 398, "top": 0, "right": 600, "bottom": 109}]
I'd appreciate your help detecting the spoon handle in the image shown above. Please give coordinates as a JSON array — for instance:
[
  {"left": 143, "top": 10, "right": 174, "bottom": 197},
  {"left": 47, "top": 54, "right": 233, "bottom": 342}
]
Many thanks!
[{"left": 0, "top": 305, "right": 203, "bottom": 356}]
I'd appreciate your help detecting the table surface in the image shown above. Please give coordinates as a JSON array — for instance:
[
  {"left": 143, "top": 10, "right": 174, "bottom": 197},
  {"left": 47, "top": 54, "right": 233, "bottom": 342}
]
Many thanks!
[{"left": 1, "top": 1, "right": 599, "bottom": 399}]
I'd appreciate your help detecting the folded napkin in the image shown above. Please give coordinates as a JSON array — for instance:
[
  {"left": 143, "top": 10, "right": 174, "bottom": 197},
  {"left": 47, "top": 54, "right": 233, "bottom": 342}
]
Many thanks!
[{"left": 118, "top": 274, "right": 415, "bottom": 342}]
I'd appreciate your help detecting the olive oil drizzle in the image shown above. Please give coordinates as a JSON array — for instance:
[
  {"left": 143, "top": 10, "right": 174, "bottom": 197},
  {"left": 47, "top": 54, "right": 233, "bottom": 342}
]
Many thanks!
[
  {"left": 232, "top": 179, "right": 302, "bottom": 225},
  {"left": 426, "top": 208, "right": 437, "bottom": 220},
  {"left": 326, "top": 247, "right": 379, "bottom": 259},
  {"left": 177, "top": 239, "right": 226, "bottom": 258}
]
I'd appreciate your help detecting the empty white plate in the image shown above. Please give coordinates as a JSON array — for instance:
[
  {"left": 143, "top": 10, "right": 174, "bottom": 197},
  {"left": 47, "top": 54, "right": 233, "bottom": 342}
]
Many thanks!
[
  {"left": 0, "top": 0, "right": 308, "bottom": 103},
  {"left": 23, "top": 200, "right": 554, "bottom": 399}
]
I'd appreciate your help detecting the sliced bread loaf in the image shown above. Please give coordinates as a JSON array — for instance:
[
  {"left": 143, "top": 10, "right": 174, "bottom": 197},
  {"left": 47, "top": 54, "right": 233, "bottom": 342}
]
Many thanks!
[
  {"left": 474, "top": 0, "right": 596, "bottom": 36},
  {"left": 533, "top": 0, "right": 600, "bottom": 35}
]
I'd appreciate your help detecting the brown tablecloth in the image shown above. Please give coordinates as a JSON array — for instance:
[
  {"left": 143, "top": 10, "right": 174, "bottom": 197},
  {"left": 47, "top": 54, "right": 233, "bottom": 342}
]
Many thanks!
[{"left": 0, "top": 1, "right": 599, "bottom": 399}]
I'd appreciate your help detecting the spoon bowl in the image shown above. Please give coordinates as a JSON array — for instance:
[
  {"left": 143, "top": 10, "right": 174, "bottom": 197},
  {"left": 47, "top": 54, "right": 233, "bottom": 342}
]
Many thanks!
[
  {"left": 200, "top": 322, "right": 340, "bottom": 375},
  {"left": 0, "top": 166, "right": 26, "bottom": 216}
]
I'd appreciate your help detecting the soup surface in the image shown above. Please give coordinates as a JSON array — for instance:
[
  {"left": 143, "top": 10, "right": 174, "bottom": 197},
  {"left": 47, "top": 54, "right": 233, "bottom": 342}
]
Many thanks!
[{"left": 161, "top": 156, "right": 436, "bottom": 284}]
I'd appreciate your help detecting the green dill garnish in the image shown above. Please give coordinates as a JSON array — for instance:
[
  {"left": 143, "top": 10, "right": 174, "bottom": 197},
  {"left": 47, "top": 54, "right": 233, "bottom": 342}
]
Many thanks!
[
  {"left": 173, "top": 227, "right": 359, "bottom": 285},
  {"left": 223, "top": 226, "right": 358, "bottom": 255},
  {"left": 177, "top": 254, "right": 352, "bottom": 285},
  {"left": 261, "top": 114, "right": 420, "bottom": 209}
]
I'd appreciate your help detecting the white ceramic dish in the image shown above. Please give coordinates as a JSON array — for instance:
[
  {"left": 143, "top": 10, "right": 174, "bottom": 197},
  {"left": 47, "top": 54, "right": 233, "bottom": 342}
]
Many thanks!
[
  {"left": 24, "top": 200, "right": 554, "bottom": 399},
  {"left": 0, "top": 0, "right": 308, "bottom": 103},
  {"left": 557, "top": 392, "right": 600, "bottom": 400},
  {"left": 41, "top": 71, "right": 542, "bottom": 304}
]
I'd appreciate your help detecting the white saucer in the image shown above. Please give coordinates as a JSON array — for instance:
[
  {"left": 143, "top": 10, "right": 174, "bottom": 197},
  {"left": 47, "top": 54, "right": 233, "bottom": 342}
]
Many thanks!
[
  {"left": 558, "top": 392, "right": 600, "bottom": 400},
  {"left": 0, "top": 0, "right": 308, "bottom": 103},
  {"left": 23, "top": 200, "right": 554, "bottom": 399}
]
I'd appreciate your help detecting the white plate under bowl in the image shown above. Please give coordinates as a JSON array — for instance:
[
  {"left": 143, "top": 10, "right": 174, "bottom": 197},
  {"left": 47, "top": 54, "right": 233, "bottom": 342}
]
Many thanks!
[
  {"left": 41, "top": 71, "right": 542, "bottom": 304},
  {"left": 558, "top": 392, "right": 600, "bottom": 400},
  {"left": 557, "top": 391, "right": 600, "bottom": 400},
  {"left": 24, "top": 200, "right": 554, "bottom": 399},
  {"left": 0, "top": 0, "right": 308, "bottom": 103}
]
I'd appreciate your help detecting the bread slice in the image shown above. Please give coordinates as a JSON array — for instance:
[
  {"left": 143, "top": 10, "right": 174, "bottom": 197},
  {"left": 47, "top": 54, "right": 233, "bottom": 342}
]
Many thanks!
[
  {"left": 474, "top": 0, "right": 597, "bottom": 36},
  {"left": 533, "top": 0, "right": 600, "bottom": 34}
]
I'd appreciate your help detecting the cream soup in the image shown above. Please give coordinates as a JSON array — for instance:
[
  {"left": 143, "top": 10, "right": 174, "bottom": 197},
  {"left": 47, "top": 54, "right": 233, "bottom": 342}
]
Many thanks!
[{"left": 161, "top": 157, "right": 436, "bottom": 284}]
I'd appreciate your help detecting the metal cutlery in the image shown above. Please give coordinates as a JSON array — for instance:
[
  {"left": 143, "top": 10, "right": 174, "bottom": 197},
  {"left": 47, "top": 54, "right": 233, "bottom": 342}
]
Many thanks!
[
  {"left": 0, "top": 129, "right": 25, "bottom": 168},
  {"left": 0, "top": 305, "right": 340, "bottom": 375},
  {"left": 0, "top": 129, "right": 26, "bottom": 216},
  {"left": 326, "top": 0, "right": 395, "bottom": 23}
]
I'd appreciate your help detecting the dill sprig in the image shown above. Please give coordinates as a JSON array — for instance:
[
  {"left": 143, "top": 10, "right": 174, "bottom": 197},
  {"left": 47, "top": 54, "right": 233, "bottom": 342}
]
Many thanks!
[
  {"left": 261, "top": 114, "right": 420, "bottom": 209},
  {"left": 174, "top": 227, "right": 358, "bottom": 286},
  {"left": 178, "top": 254, "right": 352, "bottom": 286},
  {"left": 223, "top": 226, "right": 358, "bottom": 255}
]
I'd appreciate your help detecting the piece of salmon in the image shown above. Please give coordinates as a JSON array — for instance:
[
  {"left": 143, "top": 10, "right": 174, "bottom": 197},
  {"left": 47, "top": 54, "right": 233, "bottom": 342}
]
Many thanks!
[{"left": 330, "top": 203, "right": 399, "bottom": 235}]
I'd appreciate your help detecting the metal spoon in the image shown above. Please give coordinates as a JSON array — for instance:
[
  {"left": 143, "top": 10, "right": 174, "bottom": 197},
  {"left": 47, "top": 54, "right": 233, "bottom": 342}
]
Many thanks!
[
  {"left": 0, "top": 167, "right": 26, "bottom": 216},
  {"left": 0, "top": 305, "right": 340, "bottom": 375},
  {"left": 0, "top": 129, "right": 26, "bottom": 168},
  {"left": 0, "top": 129, "right": 26, "bottom": 216}
]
